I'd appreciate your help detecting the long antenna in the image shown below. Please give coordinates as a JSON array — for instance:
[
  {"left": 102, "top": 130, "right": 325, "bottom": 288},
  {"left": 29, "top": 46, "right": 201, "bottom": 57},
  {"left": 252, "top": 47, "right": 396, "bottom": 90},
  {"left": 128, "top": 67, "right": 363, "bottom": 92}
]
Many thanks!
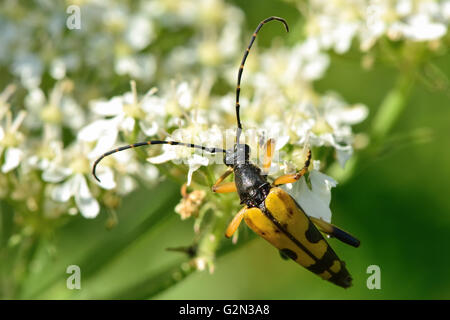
[
  {"left": 92, "top": 140, "right": 225, "bottom": 182},
  {"left": 235, "top": 16, "right": 289, "bottom": 144}
]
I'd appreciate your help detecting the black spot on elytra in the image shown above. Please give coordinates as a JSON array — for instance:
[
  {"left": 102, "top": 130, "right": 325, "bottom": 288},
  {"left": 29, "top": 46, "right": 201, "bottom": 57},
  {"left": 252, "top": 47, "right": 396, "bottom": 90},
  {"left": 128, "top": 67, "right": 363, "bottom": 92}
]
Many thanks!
[
  {"left": 280, "top": 248, "right": 297, "bottom": 261},
  {"left": 287, "top": 206, "right": 294, "bottom": 217},
  {"left": 306, "top": 246, "right": 336, "bottom": 274},
  {"left": 278, "top": 191, "right": 292, "bottom": 204},
  {"left": 305, "top": 219, "right": 323, "bottom": 243},
  {"left": 279, "top": 250, "right": 289, "bottom": 260}
]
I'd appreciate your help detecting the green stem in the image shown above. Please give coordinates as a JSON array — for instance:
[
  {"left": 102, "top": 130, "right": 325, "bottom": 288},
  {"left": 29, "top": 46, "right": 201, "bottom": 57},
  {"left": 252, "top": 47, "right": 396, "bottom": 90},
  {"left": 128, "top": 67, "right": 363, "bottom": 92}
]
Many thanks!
[
  {"left": 371, "top": 74, "right": 415, "bottom": 143},
  {"left": 105, "top": 260, "right": 196, "bottom": 300},
  {"left": 328, "top": 72, "right": 415, "bottom": 183},
  {"left": 194, "top": 208, "right": 229, "bottom": 273},
  {"left": 105, "top": 187, "right": 247, "bottom": 299},
  {"left": 106, "top": 230, "right": 257, "bottom": 300}
]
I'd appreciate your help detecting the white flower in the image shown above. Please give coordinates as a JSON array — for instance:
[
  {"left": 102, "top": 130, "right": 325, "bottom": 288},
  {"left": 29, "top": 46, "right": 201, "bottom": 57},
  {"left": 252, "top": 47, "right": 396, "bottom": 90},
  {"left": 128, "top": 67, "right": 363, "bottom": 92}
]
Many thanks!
[
  {"left": 78, "top": 81, "right": 162, "bottom": 159},
  {"left": 292, "top": 93, "right": 368, "bottom": 168},
  {"left": 186, "top": 154, "right": 209, "bottom": 186},
  {"left": 11, "top": 53, "right": 43, "bottom": 89},
  {"left": 1, "top": 147, "right": 24, "bottom": 173},
  {"left": 42, "top": 143, "right": 101, "bottom": 218},
  {"left": 125, "top": 15, "right": 155, "bottom": 50},
  {"left": 304, "top": 0, "right": 449, "bottom": 53},
  {"left": 90, "top": 147, "right": 153, "bottom": 193},
  {"left": 49, "top": 58, "right": 66, "bottom": 80},
  {"left": 176, "top": 82, "right": 193, "bottom": 109},
  {"left": 78, "top": 117, "right": 120, "bottom": 159},
  {"left": 49, "top": 54, "right": 80, "bottom": 80},
  {"left": 114, "top": 54, "right": 156, "bottom": 81},
  {"left": 401, "top": 14, "right": 447, "bottom": 41},
  {"left": 443, "top": 1, "right": 450, "bottom": 22},
  {"left": 23, "top": 81, "right": 84, "bottom": 132},
  {"left": 147, "top": 128, "right": 214, "bottom": 186},
  {"left": 0, "top": 89, "right": 26, "bottom": 173},
  {"left": 282, "top": 160, "right": 337, "bottom": 223},
  {"left": 51, "top": 173, "right": 100, "bottom": 219}
]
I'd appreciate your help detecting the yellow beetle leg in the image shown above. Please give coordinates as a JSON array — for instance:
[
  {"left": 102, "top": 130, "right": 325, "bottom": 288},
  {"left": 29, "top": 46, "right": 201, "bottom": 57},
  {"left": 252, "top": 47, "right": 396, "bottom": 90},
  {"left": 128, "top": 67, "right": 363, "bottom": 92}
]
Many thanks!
[
  {"left": 225, "top": 207, "right": 247, "bottom": 238},
  {"left": 273, "top": 149, "right": 311, "bottom": 186},
  {"left": 212, "top": 168, "right": 236, "bottom": 193},
  {"left": 262, "top": 138, "right": 275, "bottom": 175},
  {"left": 212, "top": 182, "right": 237, "bottom": 193},
  {"left": 310, "top": 217, "right": 361, "bottom": 248}
]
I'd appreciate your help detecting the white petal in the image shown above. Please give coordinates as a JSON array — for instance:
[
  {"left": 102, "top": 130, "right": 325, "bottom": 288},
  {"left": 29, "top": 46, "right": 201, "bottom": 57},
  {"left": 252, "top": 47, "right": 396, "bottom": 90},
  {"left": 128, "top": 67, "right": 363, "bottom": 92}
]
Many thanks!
[
  {"left": 1, "top": 147, "right": 23, "bottom": 173},
  {"left": 309, "top": 169, "right": 337, "bottom": 206},
  {"left": 94, "top": 166, "right": 116, "bottom": 190},
  {"left": 116, "top": 175, "right": 137, "bottom": 195},
  {"left": 443, "top": 2, "right": 450, "bottom": 21},
  {"left": 139, "top": 120, "right": 158, "bottom": 136},
  {"left": 315, "top": 133, "right": 353, "bottom": 168},
  {"left": 42, "top": 164, "right": 72, "bottom": 182},
  {"left": 51, "top": 175, "right": 77, "bottom": 202},
  {"left": 287, "top": 178, "right": 331, "bottom": 222},
  {"left": 87, "top": 129, "right": 119, "bottom": 159},
  {"left": 186, "top": 154, "right": 209, "bottom": 186},
  {"left": 177, "top": 82, "right": 192, "bottom": 109},
  {"left": 24, "top": 88, "right": 46, "bottom": 111},
  {"left": 327, "top": 104, "right": 369, "bottom": 126},
  {"left": 74, "top": 174, "right": 100, "bottom": 219},
  {"left": 78, "top": 118, "right": 118, "bottom": 142},
  {"left": 125, "top": 15, "right": 154, "bottom": 50},
  {"left": 50, "top": 58, "right": 66, "bottom": 80},
  {"left": 0, "top": 126, "right": 4, "bottom": 141},
  {"left": 141, "top": 96, "right": 166, "bottom": 116},
  {"left": 404, "top": 15, "right": 447, "bottom": 41},
  {"left": 12, "top": 53, "right": 43, "bottom": 89},
  {"left": 120, "top": 116, "right": 135, "bottom": 133},
  {"left": 396, "top": 0, "right": 412, "bottom": 16},
  {"left": 37, "top": 158, "right": 50, "bottom": 170},
  {"left": 335, "top": 146, "right": 353, "bottom": 168},
  {"left": 61, "top": 97, "right": 85, "bottom": 130},
  {"left": 275, "top": 135, "right": 290, "bottom": 151},
  {"left": 116, "top": 55, "right": 156, "bottom": 81},
  {"left": 147, "top": 149, "right": 178, "bottom": 164},
  {"left": 90, "top": 96, "right": 123, "bottom": 116},
  {"left": 302, "top": 54, "right": 329, "bottom": 80},
  {"left": 282, "top": 169, "right": 337, "bottom": 223},
  {"left": 141, "top": 164, "right": 159, "bottom": 182}
]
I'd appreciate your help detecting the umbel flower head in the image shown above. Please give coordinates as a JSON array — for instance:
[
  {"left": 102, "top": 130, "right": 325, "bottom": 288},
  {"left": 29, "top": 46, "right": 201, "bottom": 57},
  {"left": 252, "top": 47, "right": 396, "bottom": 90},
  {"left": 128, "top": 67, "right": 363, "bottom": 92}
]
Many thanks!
[{"left": 302, "top": 0, "right": 450, "bottom": 53}]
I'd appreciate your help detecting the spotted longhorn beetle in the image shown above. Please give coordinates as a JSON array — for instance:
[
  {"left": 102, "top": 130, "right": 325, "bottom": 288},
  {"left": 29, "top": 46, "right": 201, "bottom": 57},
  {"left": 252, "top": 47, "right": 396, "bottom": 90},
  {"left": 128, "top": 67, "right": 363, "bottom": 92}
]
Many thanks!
[{"left": 93, "top": 16, "right": 360, "bottom": 288}]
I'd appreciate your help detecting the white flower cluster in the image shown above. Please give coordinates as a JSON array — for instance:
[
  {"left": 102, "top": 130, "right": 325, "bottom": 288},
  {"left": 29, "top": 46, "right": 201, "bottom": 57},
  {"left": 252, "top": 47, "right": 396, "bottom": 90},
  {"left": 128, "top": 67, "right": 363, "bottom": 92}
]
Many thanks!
[
  {"left": 0, "top": 0, "right": 244, "bottom": 91},
  {"left": 0, "top": 0, "right": 375, "bottom": 225},
  {"left": 0, "top": 0, "right": 245, "bottom": 220},
  {"left": 301, "top": 0, "right": 450, "bottom": 53}
]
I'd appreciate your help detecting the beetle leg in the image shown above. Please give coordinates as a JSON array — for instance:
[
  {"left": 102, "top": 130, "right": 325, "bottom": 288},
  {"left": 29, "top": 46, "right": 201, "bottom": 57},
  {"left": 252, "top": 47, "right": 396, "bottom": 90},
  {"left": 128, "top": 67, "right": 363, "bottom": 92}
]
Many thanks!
[
  {"left": 212, "top": 182, "right": 237, "bottom": 193},
  {"left": 225, "top": 207, "right": 247, "bottom": 238},
  {"left": 273, "top": 149, "right": 311, "bottom": 186},
  {"left": 262, "top": 138, "right": 275, "bottom": 175},
  {"left": 310, "top": 217, "right": 361, "bottom": 248},
  {"left": 212, "top": 168, "right": 237, "bottom": 193}
]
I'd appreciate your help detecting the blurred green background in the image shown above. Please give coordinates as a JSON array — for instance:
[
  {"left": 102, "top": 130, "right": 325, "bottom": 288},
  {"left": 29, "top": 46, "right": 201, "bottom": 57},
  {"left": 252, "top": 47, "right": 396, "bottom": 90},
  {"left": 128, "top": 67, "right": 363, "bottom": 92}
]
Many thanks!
[{"left": 1, "top": 0, "right": 450, "bottom": 299}]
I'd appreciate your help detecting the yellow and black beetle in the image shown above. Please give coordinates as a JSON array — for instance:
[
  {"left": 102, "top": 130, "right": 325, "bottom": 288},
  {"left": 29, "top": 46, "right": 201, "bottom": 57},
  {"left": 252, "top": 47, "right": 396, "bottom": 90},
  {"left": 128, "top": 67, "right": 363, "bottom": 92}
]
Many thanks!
[{"left": 92, "top": 16, "right": 360, "bottom": 288}]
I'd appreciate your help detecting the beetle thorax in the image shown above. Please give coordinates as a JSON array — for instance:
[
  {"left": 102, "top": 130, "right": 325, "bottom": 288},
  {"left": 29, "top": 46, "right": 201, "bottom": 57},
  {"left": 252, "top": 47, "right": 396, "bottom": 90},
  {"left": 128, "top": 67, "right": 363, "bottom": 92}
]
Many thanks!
[{"left": 233, "top": 163, "right": 270, "bottom": 207}]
